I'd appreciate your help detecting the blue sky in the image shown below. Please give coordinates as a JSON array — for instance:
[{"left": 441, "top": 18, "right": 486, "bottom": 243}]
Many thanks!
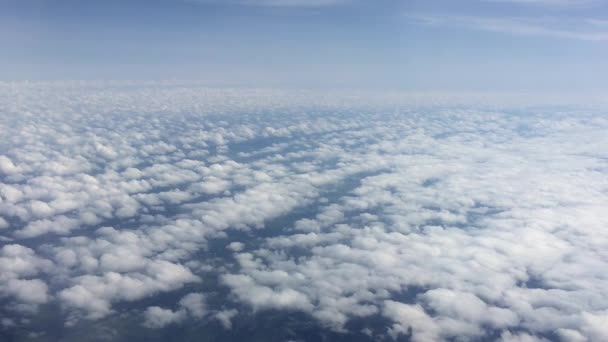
[{"left": 1, "top": 0, "right": 608, "bottom": 90}]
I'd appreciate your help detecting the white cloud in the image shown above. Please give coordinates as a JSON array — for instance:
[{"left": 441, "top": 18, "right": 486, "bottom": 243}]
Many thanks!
[
  {"left": 227, "top": 241, "right": 245, "bottom": 252},
  {"left": 215, "top": 309, "right": 239, "bottom": 329},
  {"left": 59, "top": 261, "right": 199, "bottom": 319},
  {"left": 143, "top": 306, "right": 186, "bottom": 328},
  {"left": 222, "top": 273, "right": 314, "bottom": 312},
  {"left": 500, "top": 331, "right": 551, "bottom": 342},
  {"left": 485, "top": 0, "right": 597, "bottom": 7},
  {"left": 142, "top": 292, "right": 206, "bottom": 328},
  {"left": 0, "top": 244, "right": 52, "bottom": 307},
  {"left": 383, "top": 301, "right": 440, "bottom": 342},
  {"left": 188, "top": 0, "right": 348, "bottom": 8},
  {"left": 1, "top": 82, "right": 608, "bottom": 340},
  {"left": 5, "top": 279, "right": 49, "bottom": 305},
  {"left": 409, "top": 14, "right": 608, "bottom": 41},
  {"left": 0, "top": 217, "right": 8, "bottom": 229},
  {"left": 0, "top": 155, "right": 18, "bottom": 175},
  {"left": 581, "top": 311, "right": 608, "bottom": 341},
  {"left": 179, "top": 293, "right": 207, "bottom": 319}
]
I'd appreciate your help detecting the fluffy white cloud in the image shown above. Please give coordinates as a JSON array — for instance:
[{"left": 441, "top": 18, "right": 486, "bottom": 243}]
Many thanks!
[
  {"left": 143, "top": 306, "right": 186, "bottom": 328},
  {"left": 222, "top": 273, "right": 314, "bottom": 312},
  {"left": 215, "top": 309, "right": 239, "bottom": 329},
  {"left": 1, "top": 82, "right": 608, "bottom": 340},
  {"left": 0, "top": 217, "right": 8, "bottom": 229},
  {"left": 59, "top": 261, "right": 199, "bottom": 319},
  {"left": 142, "top": 292, "right": 206, "bottom": 328},
  {"left": 179, "top": 293, "right": 207, "bottom": 319},
  {"left": 0, "top": 244, "right": 52, "bottom": 310},
  {"left": 0, "top": 155, "right": 18, "bottom": 175},
  {"left": 383, "top": 301, "right": 440, "bottom": 342},
  {"left": 4, "top": 278, "right": 49, "bottom": 305},
  {"left": 189, "top": 0, "right": 348, "bottom": 8}
]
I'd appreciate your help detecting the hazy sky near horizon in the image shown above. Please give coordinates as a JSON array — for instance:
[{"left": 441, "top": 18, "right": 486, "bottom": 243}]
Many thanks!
[{"left": 2, "top": 0, "right": 608, "bottom": 90}]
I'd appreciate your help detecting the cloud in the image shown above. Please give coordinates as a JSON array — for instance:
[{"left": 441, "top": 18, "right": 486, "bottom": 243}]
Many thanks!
[
  {"left": 59, "top": 261, "right": 199, "bottom": 319},
  {"left": 143, "top": 306, "right": 186, "bottom": 328},
  {"left": 499, "top": 331, "right": 550, "bottom": 342},
  {"left": 215, "top": 309, "right": 239, "bottom": 329},
  {"left": 179, "top": 293, "right": 207, "bottom": 319},
  {"left": 1, "top": 82, "right": 608, "bottom": 340},
  {"left": 4, "top": 279, "right": 49, "bottom": 305},
  {"left": 383, "top": 301, "right": 440, "bottom": 342},
  {"left": 420, "top": 288, "right": 519, "bottom": 336},
  {"left": 0, "top": 244, "right": 52, "bottom": 309},
  {"left": 0, "top": 217, "right": 8, "bottom": 229},
  {"left": 214, "top": 101, "right": 608, "bottom": 338},
  {"left": 0, "top": 155, "right": 18, "bottom": 175},
  {"left": 485, "top": 0, "right": 598, "bottom": 7},
  {"left": 242, "top": 0, "right": 347, "bottom": 6},
  {"left": 143, "top": 292, "right": 206, "bottom": 328},
  {"left": 222, "top": 273, "right": 314, "bottom": 312},
  {"left": 187, "top": 0, "right": 348, "bottom": 8},
  {"left": 409, "top": 13, "right": 608, "bottom": 41}
]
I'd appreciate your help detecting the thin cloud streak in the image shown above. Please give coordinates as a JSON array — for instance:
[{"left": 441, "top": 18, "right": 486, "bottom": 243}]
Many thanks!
[
  {"left": 484, "top": 0, "right": 598, "bottom": 7},
  {"left": 409, "top": 13, "right": 608, "bottom": 41}
]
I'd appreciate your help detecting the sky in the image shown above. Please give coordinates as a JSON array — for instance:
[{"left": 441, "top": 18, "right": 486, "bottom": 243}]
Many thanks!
[{"left": 1, "top": 0, "right": 608, "bottom": 91}]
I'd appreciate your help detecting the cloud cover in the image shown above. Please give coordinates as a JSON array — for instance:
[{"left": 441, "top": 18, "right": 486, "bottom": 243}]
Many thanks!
[{"left": 1, "top": 82, "right": 608, "bottom": 340}]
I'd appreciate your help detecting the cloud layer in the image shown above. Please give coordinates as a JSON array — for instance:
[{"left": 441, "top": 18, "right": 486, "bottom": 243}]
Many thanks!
[{"left": 1, "top": 82, "right": 608, "bottom": 341}]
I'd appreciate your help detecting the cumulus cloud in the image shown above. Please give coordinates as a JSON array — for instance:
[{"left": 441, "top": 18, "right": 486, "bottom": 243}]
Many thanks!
[
  {"left": 215, "top": 309, "right": 239, "bottom": 329},
  {"left": 143, "top": 292, "right": 206, "bottom": 328},
  {"left": 383, "top": 301, "right": 440, "bottom": 342},
  {"left": 1, "top": 82, "right": 608, "bottom": 340},
  {"left": 143, "top": 306, "right": 187, "bottom": 328},
  {"left": 222, "top": 273, "right": 314, "bottom": 312},
  {"left": 0, "top": 217, "right": 8, "bottom": 229},
  {"left": 0, "top": 244, "right": 52, "bottom": 317},
  {"left": 179, "top": 293, "right": 207, "bottom": 319},
  {"left": 59, "top": 261, "right": 199, "bottom": 319},
  {"left": 0, "top": 155, "right": 18, "bottom": 175}
]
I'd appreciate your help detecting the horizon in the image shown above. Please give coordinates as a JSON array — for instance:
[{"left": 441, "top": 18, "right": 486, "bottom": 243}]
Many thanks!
[{"left": 2, "top": 0, "right": 608, "bottom": 91}]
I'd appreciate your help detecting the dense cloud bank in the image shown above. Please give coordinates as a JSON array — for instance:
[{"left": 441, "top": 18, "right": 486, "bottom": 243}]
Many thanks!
[{"left": 1, "top": 83, "right": 608, "bottom": 341}]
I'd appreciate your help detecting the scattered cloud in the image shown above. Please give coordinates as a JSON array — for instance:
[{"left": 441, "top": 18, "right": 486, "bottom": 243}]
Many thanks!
[
  {"left": 1, "top": 82, "right": 608, "bottom": 340},
  {"left": 143, "top": 292, "right": 206, "bottom": 328}
]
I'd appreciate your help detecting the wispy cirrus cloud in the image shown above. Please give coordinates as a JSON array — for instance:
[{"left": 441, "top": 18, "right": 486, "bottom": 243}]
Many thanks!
[
  {"left": 186, "top": 0, "right": 349, "bottom": 7},
  {"left": 242, "top": 0, "right": 347, "bottom": 6},
  {"left": 409, "top": 14, "right": 608, "bottom": 41},
  {"left": 484, "top": 0, "right": 598, "bottom": 7}
]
